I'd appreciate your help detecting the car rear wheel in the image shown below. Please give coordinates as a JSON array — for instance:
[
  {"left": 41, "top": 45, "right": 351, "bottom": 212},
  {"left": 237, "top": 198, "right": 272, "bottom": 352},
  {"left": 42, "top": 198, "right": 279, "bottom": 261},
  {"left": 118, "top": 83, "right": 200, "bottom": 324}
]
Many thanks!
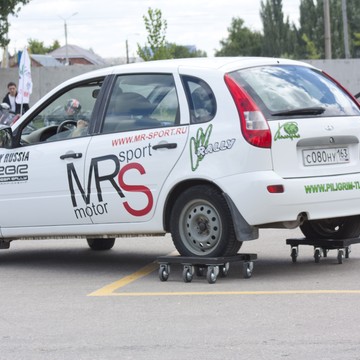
[
  {"left": 300, "top": 216, "right": 360, "bottom": 239},
  {"left": 169, "top": 185, "right": 242, "bottom": 257},
  {"left": 87, "top": 238, "right": 115, "bottom": 251}
]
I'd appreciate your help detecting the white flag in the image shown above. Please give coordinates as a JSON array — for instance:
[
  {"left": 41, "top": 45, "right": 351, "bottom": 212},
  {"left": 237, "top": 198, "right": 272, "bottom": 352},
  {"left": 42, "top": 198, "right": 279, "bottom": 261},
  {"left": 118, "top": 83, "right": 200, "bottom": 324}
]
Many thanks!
[{"left": 16, "top": 48, "right": 33, "bottom": 106}]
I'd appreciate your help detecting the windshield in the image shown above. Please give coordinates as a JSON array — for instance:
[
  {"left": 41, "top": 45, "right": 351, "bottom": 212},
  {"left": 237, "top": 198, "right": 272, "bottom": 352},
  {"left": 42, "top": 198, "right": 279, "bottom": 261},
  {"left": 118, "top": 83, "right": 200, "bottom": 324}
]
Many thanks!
[{"left": 229, "top": 65, "right": 360, "bottom": 118}]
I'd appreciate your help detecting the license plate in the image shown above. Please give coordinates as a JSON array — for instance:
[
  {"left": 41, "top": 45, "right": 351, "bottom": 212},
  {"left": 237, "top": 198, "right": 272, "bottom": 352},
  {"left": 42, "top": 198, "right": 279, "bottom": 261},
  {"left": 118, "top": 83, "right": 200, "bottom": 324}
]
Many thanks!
[{"left": 303, "top": 147, "right": 350, "bottom": 166}]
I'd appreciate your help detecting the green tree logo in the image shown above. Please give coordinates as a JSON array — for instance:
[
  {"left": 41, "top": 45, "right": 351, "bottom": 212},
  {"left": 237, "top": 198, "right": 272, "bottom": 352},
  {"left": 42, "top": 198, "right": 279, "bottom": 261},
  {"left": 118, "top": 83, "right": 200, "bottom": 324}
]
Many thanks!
[{"left": 274, "top": 122, "right": 300, "bottom": 141}]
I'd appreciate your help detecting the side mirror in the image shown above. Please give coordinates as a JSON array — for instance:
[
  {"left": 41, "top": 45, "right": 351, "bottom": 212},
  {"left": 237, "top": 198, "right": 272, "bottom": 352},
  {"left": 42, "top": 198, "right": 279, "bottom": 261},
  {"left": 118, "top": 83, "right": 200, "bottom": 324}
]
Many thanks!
[{"left": 0, "top": 125, "right": 13, "bottom": 149}]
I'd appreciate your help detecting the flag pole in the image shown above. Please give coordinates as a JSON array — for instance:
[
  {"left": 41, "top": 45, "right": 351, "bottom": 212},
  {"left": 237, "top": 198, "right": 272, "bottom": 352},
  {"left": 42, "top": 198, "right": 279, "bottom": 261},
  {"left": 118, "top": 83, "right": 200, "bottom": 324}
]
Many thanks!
[{"left": 16, "top": 47, "right": 32, "bottom": 115}]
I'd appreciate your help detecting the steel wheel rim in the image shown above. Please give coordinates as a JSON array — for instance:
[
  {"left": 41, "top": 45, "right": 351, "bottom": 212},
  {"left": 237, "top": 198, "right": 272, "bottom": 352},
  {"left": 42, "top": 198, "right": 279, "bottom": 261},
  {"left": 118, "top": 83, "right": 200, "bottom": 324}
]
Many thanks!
[{"left": 179, "top": 199, "right": 222, "bottom": 255}]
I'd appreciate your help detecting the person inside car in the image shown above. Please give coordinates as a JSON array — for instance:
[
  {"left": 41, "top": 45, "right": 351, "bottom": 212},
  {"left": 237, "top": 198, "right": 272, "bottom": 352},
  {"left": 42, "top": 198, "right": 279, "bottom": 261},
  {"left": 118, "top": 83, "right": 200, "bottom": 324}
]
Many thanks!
[
  {"left": 64, "top": 98, "right": 81, "bottom": 118},
  {"left": 63, "top": 99, "right": 89, "bottom": 137},
  {"left": 46, "top": 99, "right": 89, "bottom": 141}
]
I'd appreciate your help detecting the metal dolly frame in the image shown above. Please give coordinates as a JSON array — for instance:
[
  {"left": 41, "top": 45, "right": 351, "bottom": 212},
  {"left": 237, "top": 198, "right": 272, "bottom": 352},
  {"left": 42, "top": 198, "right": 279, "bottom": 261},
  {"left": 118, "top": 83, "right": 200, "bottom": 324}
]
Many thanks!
[
  {"left": 286, "top": 237, "right": 360, "bottom": 264},
  {"left": 157, "top": 253, "right": 257, "bottom": 284}
]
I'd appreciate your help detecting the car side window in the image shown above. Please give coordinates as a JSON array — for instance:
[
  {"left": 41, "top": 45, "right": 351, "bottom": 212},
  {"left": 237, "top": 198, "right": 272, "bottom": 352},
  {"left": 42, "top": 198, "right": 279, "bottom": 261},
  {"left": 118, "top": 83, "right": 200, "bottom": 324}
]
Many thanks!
[
  {"left": 18, "top": 79, "right": 103, "bottom": 145},
  {"left": 182, "top": 76, "right": 216, "bottom": 124},
  {"left": 102, "top": 74, "right": 179, "bottom": 134}
]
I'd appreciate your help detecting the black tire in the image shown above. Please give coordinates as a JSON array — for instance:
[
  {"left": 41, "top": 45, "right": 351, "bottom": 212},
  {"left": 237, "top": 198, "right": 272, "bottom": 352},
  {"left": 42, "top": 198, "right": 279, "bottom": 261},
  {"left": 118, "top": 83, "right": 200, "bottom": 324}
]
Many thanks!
[
  {"left": 169, "top": 185, "right": 242, "bottom": 257},
  {"left": 87, "top": 238, "right": 115, "bottom": 251},
  {"left": 337, "top": 249, "right": 344, "bottom": 264},
  {"left": 314, "top": 248, "right": 321, "bottom": 263},
  {"left": 206, "top": 266, "right": 217, "bottom": 284},
  {"left": 159, "top": 265, "right": 169, "bottom": 282},
  {"left": 182, "top": 267, "right": 193, "bottom": 283},
  {"left": 300, "top": 216, "right": 360, "bottom": 240}
]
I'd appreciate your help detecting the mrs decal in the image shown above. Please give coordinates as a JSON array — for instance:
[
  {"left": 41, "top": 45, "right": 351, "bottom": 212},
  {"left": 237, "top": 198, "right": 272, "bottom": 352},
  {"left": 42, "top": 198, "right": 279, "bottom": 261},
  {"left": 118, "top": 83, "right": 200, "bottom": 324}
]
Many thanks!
[{"left": 67, "top": 154, "right": 153, "bottom": 219}]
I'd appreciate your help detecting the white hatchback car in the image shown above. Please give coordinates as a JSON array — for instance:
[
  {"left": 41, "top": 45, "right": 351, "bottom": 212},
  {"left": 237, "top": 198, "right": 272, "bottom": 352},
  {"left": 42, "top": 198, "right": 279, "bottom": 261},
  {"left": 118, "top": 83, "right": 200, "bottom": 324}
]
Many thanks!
[{"left": 1, "top": 57, "right": 360, "bottom": 257}]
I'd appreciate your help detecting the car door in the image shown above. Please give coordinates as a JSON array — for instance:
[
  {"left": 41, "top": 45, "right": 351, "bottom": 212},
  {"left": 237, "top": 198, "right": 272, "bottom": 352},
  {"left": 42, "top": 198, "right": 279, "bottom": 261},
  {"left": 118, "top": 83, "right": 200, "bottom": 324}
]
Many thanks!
[
  {"left": 0, "top": 138, "right": 91, "bottom": 229},
  {"left": 81, "top": 73, "right": 189, "bottom": 224},
  {"left": 0, "top": 78, "right": 103, "bottom": 231}
]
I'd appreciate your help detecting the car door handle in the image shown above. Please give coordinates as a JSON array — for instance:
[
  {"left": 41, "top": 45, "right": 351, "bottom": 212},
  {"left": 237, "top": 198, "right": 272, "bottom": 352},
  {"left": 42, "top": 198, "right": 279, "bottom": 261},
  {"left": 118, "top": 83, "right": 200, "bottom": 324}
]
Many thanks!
[
  {"left": 60, "top": 152, "right": 83, "bottom": 160},
  {"left": 152, "top": 143, "right": 177, "bottom": 150}
]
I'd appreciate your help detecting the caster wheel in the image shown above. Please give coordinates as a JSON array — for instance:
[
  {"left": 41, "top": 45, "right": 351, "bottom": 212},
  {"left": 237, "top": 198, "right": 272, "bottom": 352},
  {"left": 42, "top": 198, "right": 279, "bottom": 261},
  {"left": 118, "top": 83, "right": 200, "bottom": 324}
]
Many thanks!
[
  {"left": 337, "top": 249, "right": 344, "bottom": 264},
  {"left": 219, "top": 262, "right": 230, "bottom": 277},
  {"left": 322, "top": 248, "right": 328, "bottom": 258},
  {"left": 314, "top": 248, "right": 321, "bottom": 263},
  {"left": 345, "top": 246, "right": 351, "bottom": 259},
  {"left": 291, "top": 247, "right": 298, "bottom": 263},
  {"left": 182, "top": 266, "right": 193, "bottom": 283},
  {"left": 243, "top": 262, "right": 253, "bottom": 279},
  {"left": 159, "top": 264, "right": 170, "bottom": 282},
  {"left": 206, "top": 266, "right": 218, "bottom": 284}
]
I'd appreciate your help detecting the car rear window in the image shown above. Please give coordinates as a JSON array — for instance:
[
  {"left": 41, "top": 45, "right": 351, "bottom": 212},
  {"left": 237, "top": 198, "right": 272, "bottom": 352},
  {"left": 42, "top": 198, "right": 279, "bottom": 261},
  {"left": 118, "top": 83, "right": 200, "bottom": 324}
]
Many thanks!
[{"left": 228, "top": 65, "right": 360, "bottom": 118}]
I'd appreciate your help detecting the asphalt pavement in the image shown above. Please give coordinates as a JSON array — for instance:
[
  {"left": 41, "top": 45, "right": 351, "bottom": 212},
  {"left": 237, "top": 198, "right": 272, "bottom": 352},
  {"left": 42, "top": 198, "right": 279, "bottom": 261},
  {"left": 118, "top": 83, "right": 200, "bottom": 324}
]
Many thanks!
[{"left": 1, "top": 228, "right": 360, "bottom": 360}]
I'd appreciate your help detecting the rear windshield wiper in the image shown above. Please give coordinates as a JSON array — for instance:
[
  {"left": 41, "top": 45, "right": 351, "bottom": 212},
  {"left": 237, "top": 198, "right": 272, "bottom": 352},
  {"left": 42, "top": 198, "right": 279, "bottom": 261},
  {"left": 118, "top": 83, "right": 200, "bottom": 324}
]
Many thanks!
[{"left": 272, "top": 107, "right": 326, "bottom": 116}]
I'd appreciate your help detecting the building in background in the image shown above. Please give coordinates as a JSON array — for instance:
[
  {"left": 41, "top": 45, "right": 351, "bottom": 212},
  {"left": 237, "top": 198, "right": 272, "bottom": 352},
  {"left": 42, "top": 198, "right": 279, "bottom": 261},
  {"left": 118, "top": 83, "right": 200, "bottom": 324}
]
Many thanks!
[{"left": 49, "top": 44, "right": 106, "bottom": 66}]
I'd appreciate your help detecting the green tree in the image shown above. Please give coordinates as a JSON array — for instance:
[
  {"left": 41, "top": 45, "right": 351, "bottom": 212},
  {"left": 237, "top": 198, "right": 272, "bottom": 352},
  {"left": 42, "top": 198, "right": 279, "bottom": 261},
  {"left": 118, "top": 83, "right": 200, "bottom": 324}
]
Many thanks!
[
  {"left": 28, "top": 39, "right": 60, "bottom": 54},
  {"left": 0, "top": 0, "right": 30, "bottom": 48},
  {"left": 215, "top": 18, "right": 263, "bottom": 56},
  {"left": 260, "top": 0, "right": 288, "bottom": 57},
  {"left": 346, "top": 0, "right": 360, "bottom": 57},
  {"left": 299, "top": 0, "right": 360, "bottom": 59},
  {"left": 297, "top": 0, "right": 322, "bottom": 58},
  {"left": 301, "top": 33, "right": 321, "bottom": 59},
  {"left": 137, "top": 7, "right": 173, "bottom": 61},
  {"left": 169, "top": 44, "right": 207, "bottom": 58}
]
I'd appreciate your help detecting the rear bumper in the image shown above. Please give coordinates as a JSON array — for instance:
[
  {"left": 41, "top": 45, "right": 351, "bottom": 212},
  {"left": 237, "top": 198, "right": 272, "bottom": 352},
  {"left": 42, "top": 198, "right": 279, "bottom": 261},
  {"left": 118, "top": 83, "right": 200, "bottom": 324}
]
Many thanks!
[{"left": 217, "top": 171, "right": 360, "bottom": 226}]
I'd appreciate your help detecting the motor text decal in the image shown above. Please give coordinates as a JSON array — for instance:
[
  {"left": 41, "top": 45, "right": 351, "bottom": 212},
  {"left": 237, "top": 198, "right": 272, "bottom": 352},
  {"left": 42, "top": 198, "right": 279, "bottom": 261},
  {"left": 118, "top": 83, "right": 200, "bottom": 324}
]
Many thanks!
[{"left": 67, "top": 154, "right": 153, "bottom": 219}]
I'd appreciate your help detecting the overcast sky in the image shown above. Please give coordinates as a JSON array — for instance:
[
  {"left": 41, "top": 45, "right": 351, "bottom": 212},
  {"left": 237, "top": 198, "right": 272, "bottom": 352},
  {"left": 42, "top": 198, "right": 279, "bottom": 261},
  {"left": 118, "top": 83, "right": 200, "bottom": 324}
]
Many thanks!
[{"left": 7, "top": 0, "right": 301, "bottom": 59}]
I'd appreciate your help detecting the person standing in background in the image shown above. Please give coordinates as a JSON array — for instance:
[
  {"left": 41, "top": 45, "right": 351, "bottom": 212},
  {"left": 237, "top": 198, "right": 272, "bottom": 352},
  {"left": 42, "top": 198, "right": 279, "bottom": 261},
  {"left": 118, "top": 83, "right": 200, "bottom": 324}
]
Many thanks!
[{"left": 2, "top": 82, "right": 29, "bottom": 115}]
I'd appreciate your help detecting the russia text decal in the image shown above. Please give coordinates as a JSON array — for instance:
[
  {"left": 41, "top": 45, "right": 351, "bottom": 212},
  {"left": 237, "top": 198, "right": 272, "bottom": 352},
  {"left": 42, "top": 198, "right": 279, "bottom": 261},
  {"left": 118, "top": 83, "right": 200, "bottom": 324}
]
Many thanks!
[
  {"left": 190, "top": 125, "right": 235, "bottom": 171},
  {"left": 0, "top": 151, "right": 30, "bottom": 183},
  {"left": 67, "top": 154, "right": 153, "bottom": 219}
]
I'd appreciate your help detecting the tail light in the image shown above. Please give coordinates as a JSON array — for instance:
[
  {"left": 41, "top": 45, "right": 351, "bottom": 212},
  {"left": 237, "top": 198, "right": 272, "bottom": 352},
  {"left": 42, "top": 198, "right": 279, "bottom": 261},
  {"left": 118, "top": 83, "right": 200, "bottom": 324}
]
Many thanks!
[{"left": 224, "top": 74, "right": 271, "bottom": 148}]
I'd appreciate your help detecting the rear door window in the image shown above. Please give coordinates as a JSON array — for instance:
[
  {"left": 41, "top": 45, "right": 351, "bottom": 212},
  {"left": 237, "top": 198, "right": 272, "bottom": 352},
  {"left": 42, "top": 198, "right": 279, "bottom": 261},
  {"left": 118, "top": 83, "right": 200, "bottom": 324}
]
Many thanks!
[{"left": 101, "top": 74, "right": 179, "bottom": 134}]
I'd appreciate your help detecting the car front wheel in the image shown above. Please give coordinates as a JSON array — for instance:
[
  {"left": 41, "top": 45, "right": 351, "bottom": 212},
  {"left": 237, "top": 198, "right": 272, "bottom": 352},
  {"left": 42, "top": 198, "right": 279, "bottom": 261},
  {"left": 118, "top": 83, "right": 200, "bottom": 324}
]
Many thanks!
[
  {"left": 87, "top": 238, "right": 115, "bottom": 251},
  {"left": 169, "top": 185, "right": 242, "bottom": 257},
  {"left": 300, "top": 216, "right": 360, "bottom": 239}
]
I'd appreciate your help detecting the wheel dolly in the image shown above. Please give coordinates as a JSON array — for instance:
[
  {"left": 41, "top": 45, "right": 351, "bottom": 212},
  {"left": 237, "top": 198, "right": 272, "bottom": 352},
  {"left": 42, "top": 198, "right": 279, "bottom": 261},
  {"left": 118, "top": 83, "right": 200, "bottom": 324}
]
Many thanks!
[
  {"left": 286, "top": 237, "right": 360, "bottom": 264},
  {"left": 157, "top": 253, "right": 257, "bottom": 284}
]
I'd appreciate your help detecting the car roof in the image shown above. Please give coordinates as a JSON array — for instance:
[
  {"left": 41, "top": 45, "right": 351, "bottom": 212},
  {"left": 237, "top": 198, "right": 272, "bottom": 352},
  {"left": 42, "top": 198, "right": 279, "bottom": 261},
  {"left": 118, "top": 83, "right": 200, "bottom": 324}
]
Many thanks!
[{"left": 68, "top": 57, "right": 315, "bottom": 83}]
